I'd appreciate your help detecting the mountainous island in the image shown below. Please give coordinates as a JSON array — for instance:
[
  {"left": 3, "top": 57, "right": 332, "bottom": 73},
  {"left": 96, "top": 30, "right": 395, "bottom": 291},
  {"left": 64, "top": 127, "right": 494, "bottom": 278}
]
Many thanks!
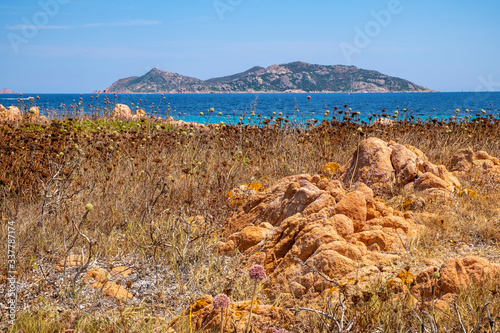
[
  {"left": 0, "top": 88, "right": 19, "bottom": 94},
  {"left": 96, "top": 61, "right": 431, "bottom": 94}
]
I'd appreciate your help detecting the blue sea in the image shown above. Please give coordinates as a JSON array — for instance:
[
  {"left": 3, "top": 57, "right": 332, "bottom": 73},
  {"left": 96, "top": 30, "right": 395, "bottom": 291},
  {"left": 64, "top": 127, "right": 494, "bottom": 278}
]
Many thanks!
[{"left": 1, "top": 92, "right": 499, "bottom": 124}]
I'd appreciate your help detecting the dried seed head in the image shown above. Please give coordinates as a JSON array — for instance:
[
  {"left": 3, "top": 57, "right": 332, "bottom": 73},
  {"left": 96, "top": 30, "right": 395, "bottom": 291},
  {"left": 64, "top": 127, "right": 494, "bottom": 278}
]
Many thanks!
[
  {"left": 249, "top": 264, "right": 266, "bottom": 281},
  {"left": 213, "top": 294, "right": 231, "bottom": 309}
]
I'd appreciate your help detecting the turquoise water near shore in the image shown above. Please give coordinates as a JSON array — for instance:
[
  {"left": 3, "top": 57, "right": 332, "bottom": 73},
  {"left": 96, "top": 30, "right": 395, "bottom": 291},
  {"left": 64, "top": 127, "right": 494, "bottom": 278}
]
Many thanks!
[{"left": 1, "top": 92, "right": 499, "bottom": 124}]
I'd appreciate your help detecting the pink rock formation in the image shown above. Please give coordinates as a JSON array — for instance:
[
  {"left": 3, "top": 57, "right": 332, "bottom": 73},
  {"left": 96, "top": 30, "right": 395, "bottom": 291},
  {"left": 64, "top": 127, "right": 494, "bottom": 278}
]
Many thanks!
[
  {"left": 337, "top": 137, "right": 460, "bottom": 196},
  {"left": 171, "top": 295, "right": 295, "bottom": 333},
  {"left": 0, "top": 105, "right": 22, "bottom": 122},
  {"left": 111, "top": 104, "right": 149, "bottom": 121},
  {"left": 111, "top": 103, "right": 133, "bottom": 120},
  {"left": 215, "top": 138, "right": 498, "bottom": 309},
  {"left": 132, "top": 108, "right": 147, "bottom": 120},
  {"left": 451, "top": 148, "right": 500, "bottom": 183},
  {"left": 370, "top": 117, "right": 395, "bottom": 126},
  {"left": 218, "top": 173, "right": 424, "bottom": 300},
  {"left": 412, "top": 256, "right": 500, "bottom": 301},
  {"left": 26, "top": 106, "right": 49, "bottom": 125},
  {"left": 338, "top": 137, "right": 395, "bottom": 186}
]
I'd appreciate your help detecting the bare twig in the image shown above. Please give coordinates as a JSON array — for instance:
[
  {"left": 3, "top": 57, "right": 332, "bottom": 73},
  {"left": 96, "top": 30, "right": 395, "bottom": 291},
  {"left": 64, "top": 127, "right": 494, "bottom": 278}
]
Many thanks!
[
  {"left": 412, "top": 309, "right": 428, "bottom": 333},
  {"left": 349, "top": 135, "right": 361, "bottom": 188},
  {"left": 70, "top": 211, "right": 94, "bottom": 289},
  {"left": 292, "top": 289, "right": 354, "bottom": 332},
  {"left": 118, "top": 301, "right": 128, "bottom": 333},
  {"left": 338, "top": 290, "right": 346, "bottom": 332},
  {"left": 290, "top": 307, "right": 336, "bottom": 320},
  {"left": 294, "top": 256, "right": 341, "bottom": 287},
  {"left": 454, "top": 299, "right": 468, "bottom": 333},
  {"left": 486, "top": 302, "right": 495, "bottom": 333},
  {"left": 181, "top": 216, "right": 192, "bottom": 259},
  {"left": 474, "top": 301, "right": 492, "bottom": 333},
  {"left": 423, "top": 311, "right": 438, "bottom": 333}
]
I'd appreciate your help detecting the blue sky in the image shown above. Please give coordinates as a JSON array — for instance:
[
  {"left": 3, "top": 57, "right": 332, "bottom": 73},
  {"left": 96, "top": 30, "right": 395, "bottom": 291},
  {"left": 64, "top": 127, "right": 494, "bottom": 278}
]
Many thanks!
[{"left": 1, "top": 0, "right": 499, "bottom": 93}]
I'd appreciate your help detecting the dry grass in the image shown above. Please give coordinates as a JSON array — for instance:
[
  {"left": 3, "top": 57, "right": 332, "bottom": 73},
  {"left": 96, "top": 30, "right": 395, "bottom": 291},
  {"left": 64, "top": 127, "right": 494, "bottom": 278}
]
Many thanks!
[{"left": 0, "top": 115, "right": 499, "bottom": 332}]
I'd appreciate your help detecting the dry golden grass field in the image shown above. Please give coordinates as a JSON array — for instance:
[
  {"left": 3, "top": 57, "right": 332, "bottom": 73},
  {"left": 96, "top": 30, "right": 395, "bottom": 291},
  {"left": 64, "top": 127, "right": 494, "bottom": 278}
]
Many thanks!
[{"left": 0, "top": 113, "right": 499, "bottom": 332}]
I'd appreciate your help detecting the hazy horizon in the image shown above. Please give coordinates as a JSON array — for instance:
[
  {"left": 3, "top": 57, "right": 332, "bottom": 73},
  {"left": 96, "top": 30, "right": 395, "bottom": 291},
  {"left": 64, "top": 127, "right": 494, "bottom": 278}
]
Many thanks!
[{"left": 1, "top": 0, "right": 499, "bottom": 93}]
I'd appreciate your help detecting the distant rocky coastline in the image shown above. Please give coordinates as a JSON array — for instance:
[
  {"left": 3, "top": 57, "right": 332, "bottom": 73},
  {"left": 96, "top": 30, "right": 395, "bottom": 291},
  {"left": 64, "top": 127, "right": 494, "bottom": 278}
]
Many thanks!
[
  {"left": 97, "top": 61, "right": 432, "bottom": 94},
  {"left": 0, "top": 88, "right": 19, "bottom": 94}
]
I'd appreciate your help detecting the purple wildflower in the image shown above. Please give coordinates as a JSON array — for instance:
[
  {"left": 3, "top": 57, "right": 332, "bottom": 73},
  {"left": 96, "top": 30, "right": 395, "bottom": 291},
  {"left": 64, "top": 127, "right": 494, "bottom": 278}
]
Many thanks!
[
  {"left": 249, "top": 264, "right": 266, "bottom": 281},
  {"left": 213, "top": 294, "right": 231, "bottom": 309}
]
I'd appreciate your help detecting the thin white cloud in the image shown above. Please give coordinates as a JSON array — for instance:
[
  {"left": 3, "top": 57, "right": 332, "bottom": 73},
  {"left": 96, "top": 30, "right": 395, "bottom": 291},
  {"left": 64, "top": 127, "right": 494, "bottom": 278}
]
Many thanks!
[
  {"left": 7, "top": 25, "right": 72, "bottom": 30},
  {"left": 4, "top": 44, "right": 180, "bottom": 59},
  {"left": 81, "top": 20, "right": 162, "bottom": 28},
  {"left": 186, "top": 16, "right": 213, "bottom": 23},
  {"left": 0, "top": 5, "right": 25, "bottom": 9},
  {"left": 7, "top": 20, "right": 161, "bottom": 31}
]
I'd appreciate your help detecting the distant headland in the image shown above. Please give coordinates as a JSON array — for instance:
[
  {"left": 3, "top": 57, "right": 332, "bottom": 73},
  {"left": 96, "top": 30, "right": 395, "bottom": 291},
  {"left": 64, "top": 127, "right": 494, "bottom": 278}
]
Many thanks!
[
  {"left": 94, "top": 61, "right": 432, "bottom": 94},
  {"left": 0, "top": 88, "right": 19, "bottom": 94}
]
